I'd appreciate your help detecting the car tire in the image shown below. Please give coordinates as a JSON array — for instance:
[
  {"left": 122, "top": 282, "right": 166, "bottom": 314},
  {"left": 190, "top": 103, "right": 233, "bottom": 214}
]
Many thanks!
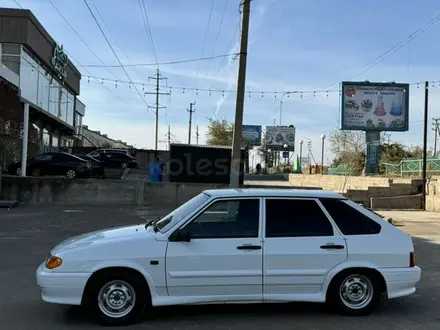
[
  {"left": 85, "top": 271, "right": 149, "bottom": 326},
  {"left": 15, "top": 167, "right": 22, "bottom": 176},
  {"left": 66, "top": 169, "right": 77, "bottom": 179},
  {"left": 121, "top": 162, "right": 128, "bottom": 169},
  {"left": 326, "top": 269, "right": 382, "bottom": 316}
]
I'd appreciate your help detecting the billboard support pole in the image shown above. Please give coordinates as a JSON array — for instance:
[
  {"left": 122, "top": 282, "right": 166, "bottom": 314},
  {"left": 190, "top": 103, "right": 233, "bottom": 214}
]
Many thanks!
[{"left": 422, "top": 81, "right": 429, "bottom": 210}]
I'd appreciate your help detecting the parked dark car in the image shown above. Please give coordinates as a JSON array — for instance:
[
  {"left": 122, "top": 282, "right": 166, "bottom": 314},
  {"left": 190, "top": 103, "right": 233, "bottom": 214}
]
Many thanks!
[
  {"left": 7, "top": 152, "right": 91, "bottom": 179},
  {"left": 75, "top": 154, "right": 102, "bottom": 178},
  {"left": 98, "top": 151, "right": 139, "bottom": 169}
]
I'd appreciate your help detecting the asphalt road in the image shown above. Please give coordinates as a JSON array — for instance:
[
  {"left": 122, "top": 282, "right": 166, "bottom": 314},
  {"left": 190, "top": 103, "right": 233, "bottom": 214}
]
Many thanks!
[{"left": 1, "top": 205, "right": 440, "bottom": 329}]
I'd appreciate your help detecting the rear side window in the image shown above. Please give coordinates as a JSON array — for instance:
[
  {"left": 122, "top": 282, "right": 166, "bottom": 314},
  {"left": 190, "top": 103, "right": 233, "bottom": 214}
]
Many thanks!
[
  {"left": 265, "top": 199, "right": 334, "bottom": 237},
  {"left": 319, "top": 199, "right": 381, "bottom": 235}
]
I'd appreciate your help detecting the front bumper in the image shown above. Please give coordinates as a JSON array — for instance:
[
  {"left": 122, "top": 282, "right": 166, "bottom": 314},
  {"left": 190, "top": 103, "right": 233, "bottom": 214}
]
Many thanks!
[
  {"left": 380, "top": 266, "right": 421, "bottom": 299},
  {"left": 36, "top": 262, "right": 91, "bottom": 305}
]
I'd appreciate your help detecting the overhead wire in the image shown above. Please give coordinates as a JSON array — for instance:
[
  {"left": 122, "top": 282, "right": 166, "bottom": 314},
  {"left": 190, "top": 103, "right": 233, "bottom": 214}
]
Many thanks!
[
  {"left": 82, "top": 0, "right": 151, "bottom": 111},
  {"left": 192, "top": 0, "right": 215, "bottom": 88},
  {"left": 203, "top": 0, "right": 229, "bottom": 81},
  {"left": 138, "top": 0, "right": 159, "bottom": 68},
  {"left": 12, "top": 0, "right": 143, "bottom": 112},
  {"left": 297, "top": 10, "right": 440, "bottom": 102},
  {"left": 78, "top": 53, "right": 237, "bottom": 68},
  {"left": 88, "top": 0, "right": 145, "bottom": 80},
  {"left": 209, "top": 19, "right": 241, "bottom": 89},
  {"left": 48, "top": 0, "right": 118, "bottom": 80}
]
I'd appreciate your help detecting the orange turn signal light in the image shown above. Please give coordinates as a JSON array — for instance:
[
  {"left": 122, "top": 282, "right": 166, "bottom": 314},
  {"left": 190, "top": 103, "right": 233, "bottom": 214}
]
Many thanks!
[{"left": 46, "top": 256, "right": 63, "bottom": 269}]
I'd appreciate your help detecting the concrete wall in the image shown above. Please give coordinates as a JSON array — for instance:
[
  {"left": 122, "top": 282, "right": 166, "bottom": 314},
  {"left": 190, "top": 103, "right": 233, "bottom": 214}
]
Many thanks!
[
  {"left": 289, "top": 174, "right": 416, "bottom": 193},
  {"left": 0, "top": 175, "right": 228, "bottom": 205},
  {"left": 371, "top": 194, "right": 422, "bottom": 210}
]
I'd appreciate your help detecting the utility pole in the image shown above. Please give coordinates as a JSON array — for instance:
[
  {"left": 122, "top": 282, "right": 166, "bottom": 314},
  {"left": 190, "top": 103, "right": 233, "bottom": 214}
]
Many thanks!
[
  {"left": 196, "top": 125, "right": 199, "bottom": 145},
  {"left": 187, "top": 102, "right": 196, "bottom": 144},
  {"left": 167, "top": 125, "right": 171, "bottom": 149},
  {"left": 433, "top": 118, "right": 440, "bottom": 156},
  {"left": 422, "top": 81, "right": 429, "bottom": 210},
  {"left": 230, "top": 0, "right": 251, "bottom": 188},
  {"left": 146, "top": 69, "right": 169, "bottom": 150}
]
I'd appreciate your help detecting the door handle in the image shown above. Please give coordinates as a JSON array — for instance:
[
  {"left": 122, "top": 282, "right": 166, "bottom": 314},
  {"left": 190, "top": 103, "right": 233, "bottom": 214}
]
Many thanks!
[
  {"left": 237, "top": 244, "right": 262, "bottom": 250},
  {"left": 320, "top": 244, "right": 345, "bottom": 250}
]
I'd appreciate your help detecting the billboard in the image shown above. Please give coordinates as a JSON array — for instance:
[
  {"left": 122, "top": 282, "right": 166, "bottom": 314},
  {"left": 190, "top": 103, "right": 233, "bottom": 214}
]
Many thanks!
[
  {"left": 341, "top": 81, "right": 409, "bottom": 132},
  {"left": 242, "top": 125, "right": 262, "bottom": 146},
  {"left": 265, "top": 125, "right": 295, "bottom": 151}
]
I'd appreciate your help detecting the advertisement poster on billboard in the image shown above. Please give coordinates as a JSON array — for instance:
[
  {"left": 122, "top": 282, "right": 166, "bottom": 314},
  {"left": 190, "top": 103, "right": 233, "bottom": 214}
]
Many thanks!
[
  {"left": 242, "top": 125, "right": 262, "bottom": 146},
  {"left": 265, "top": 126, "right": 295, "bottom": 151},
  {"left": 341, "top": 81, "right": 409, "bottom": 132}
]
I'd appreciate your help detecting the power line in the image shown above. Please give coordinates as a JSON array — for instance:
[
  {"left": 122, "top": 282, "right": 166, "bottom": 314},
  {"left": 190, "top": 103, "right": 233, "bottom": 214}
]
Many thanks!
[
  {"left": 12, "top": 0, "right": 22, "bottom": 8},
  {"left": 48, "top": 0, "right": 118, "bottom": 80},
  {"left": 78, "top": 53, "right": 237, "bottom": 68},
  {"left": 88, "top": 0, "right": 144, "bottom": 80},
  {"left": 209, "top": 19, "right": 241, "bottom": 88},
  {"left": 193, "top": 0, "right": 215, "bottom": 88},
  {"left": 82, "top": 0, "right": 149, "bottom": 109},
  {"left": 298, "top": 11, "right": 440, "bottom": 102},
  {"left": 203, "top": 0, "right": 229, "bottom": 80},
  {"left": 139, "top": 0, "right": 159, "bottom": 68}
]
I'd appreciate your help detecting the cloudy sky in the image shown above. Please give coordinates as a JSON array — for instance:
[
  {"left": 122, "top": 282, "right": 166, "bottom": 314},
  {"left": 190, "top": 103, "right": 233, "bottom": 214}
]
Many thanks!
[{"left": 6, "top": 0, "right": 440, "bottom": 162}]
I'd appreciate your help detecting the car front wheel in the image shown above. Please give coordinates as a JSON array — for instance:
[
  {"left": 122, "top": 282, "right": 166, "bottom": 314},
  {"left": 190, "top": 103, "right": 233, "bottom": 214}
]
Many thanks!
[
  {"left": 85, "top": 271, "right": 149, "bottom": 326},
  {"left": 327, "top": 270, "right": 382, "bottom": 316}
]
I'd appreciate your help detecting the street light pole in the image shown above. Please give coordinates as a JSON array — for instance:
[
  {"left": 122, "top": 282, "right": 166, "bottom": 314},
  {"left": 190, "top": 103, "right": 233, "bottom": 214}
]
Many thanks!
[
  {"left": 321, "top": 134, "right": 326, "bottom": 174},
  {"left": 299, "top": 139, "right": 303, "bottom": 173},
  {"left": 279, "top": 92, "right": 290, "bottom": 126}
]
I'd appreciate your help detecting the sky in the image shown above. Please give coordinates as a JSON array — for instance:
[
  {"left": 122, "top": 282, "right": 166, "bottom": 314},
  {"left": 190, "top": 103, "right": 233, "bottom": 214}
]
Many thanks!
[{"left": 5, "top": 0, "right": 440, "bottom": 164}]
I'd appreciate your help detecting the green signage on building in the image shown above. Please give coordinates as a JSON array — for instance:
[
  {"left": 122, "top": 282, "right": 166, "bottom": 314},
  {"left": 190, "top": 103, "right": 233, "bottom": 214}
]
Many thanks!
[{"left": 51, "top": 42, "right": 68, "bottom": 80}]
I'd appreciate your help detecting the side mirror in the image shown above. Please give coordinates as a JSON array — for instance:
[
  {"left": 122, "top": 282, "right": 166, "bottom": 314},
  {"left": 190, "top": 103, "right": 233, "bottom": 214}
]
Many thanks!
[{"left": 171, "top": 229, "right": 191, "bottom": 242}]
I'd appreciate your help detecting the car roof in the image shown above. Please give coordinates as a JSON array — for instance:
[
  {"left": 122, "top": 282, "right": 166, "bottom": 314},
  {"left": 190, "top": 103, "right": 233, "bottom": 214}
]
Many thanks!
[
  {"left": 43, "top": 152, "right": 85, "bottom": 161},
  {"left": 203, "top": 188, "right": 345, "bottom": 199}
]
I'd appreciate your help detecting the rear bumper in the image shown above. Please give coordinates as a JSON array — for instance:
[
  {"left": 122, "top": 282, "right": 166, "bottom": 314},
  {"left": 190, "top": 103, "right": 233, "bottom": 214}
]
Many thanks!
[{"left": 380, "top": 266, "right": 421, "bottom": 299}]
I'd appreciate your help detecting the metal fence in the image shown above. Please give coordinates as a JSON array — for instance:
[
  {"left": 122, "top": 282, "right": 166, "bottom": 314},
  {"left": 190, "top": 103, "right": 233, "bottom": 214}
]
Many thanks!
[
  {"left": 327, "top": 164, "right": 354, "bottom": 176},
  {"left": 384, "top": 157, "right": 440, "bottom": 177}
]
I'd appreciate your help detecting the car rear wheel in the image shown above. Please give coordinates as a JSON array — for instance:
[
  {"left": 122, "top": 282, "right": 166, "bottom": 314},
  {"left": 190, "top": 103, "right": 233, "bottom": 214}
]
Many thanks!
[
  {"left": 327, "top": 270, "right": 382, "bottom": 316},
  {"left": 85, "top": 271, "right": 148, "bottom": 326},
  {"left": 66, "top": 169, "right": 77, "bottom": 179},
  {"left": 15, "top": 167, "right": 21, "bottom": 176}
]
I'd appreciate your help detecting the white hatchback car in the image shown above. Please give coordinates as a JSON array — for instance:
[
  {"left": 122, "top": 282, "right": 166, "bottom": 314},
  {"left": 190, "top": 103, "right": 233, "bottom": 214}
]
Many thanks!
[{"left": 36, "top": 189, "right": 421, "bottom": 326}]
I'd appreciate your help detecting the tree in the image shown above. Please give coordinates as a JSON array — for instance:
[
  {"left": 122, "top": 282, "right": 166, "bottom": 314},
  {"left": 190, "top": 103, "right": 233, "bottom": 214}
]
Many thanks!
[
  {"left": 329, "top": 130, "right": 366, "bottom": 156},
  {"left": 206, "top": 118, "right": 233, "bottom": 146},
  {"left": 329, "top": 130, "right": 368, "bottom": 175}
]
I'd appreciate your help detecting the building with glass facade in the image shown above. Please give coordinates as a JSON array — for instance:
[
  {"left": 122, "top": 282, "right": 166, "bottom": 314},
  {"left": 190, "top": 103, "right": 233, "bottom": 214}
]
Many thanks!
[{"left": 0, "top": 8, "right": 85, "bottom": 167}]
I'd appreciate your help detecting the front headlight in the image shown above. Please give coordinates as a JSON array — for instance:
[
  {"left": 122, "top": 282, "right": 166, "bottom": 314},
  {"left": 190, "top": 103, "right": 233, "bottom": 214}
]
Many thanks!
[{"left": 45, "top": 255, "right": 63, "bottom": 269}]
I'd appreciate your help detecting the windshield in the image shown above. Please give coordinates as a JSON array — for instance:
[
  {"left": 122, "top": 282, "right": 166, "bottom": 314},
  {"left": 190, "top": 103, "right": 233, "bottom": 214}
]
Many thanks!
[{"left": 155, "top": 193, "right": 210, "bottom": 233}]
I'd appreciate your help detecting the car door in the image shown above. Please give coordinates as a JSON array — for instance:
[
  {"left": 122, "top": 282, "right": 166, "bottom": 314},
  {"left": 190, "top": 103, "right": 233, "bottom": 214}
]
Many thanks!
[
  {"left": 165, "top": 198, "right": 263, "bottom": 301},
  {"left": 48, "top": 153, "right": 70, "bottom": 175},
  {"left": 262, "top": 198, "right": 348, "bottom": 299},
  {"left": 31, "top": 153, "right": 54, "bottom": 175}
]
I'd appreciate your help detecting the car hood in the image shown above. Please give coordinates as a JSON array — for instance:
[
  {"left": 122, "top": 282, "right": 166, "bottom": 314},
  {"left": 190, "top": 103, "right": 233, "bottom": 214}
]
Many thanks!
[{"left": 51, "top": 224, "right": 151, "bottom": 255}]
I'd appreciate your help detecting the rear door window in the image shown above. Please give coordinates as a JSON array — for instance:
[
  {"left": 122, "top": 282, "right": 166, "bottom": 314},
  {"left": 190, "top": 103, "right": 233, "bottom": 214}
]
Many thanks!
[
  {"left": 265, "top": 199, "right": 334, "bottom": 237},
  {"left": 319, "top": 199, "right": 381, "bottom": 235}
]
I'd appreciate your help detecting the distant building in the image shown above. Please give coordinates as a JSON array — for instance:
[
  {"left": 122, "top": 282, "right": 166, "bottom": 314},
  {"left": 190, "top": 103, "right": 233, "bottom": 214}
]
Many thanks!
[{"left": 79, "top": 125, "right": 133, "bottom": 149}]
